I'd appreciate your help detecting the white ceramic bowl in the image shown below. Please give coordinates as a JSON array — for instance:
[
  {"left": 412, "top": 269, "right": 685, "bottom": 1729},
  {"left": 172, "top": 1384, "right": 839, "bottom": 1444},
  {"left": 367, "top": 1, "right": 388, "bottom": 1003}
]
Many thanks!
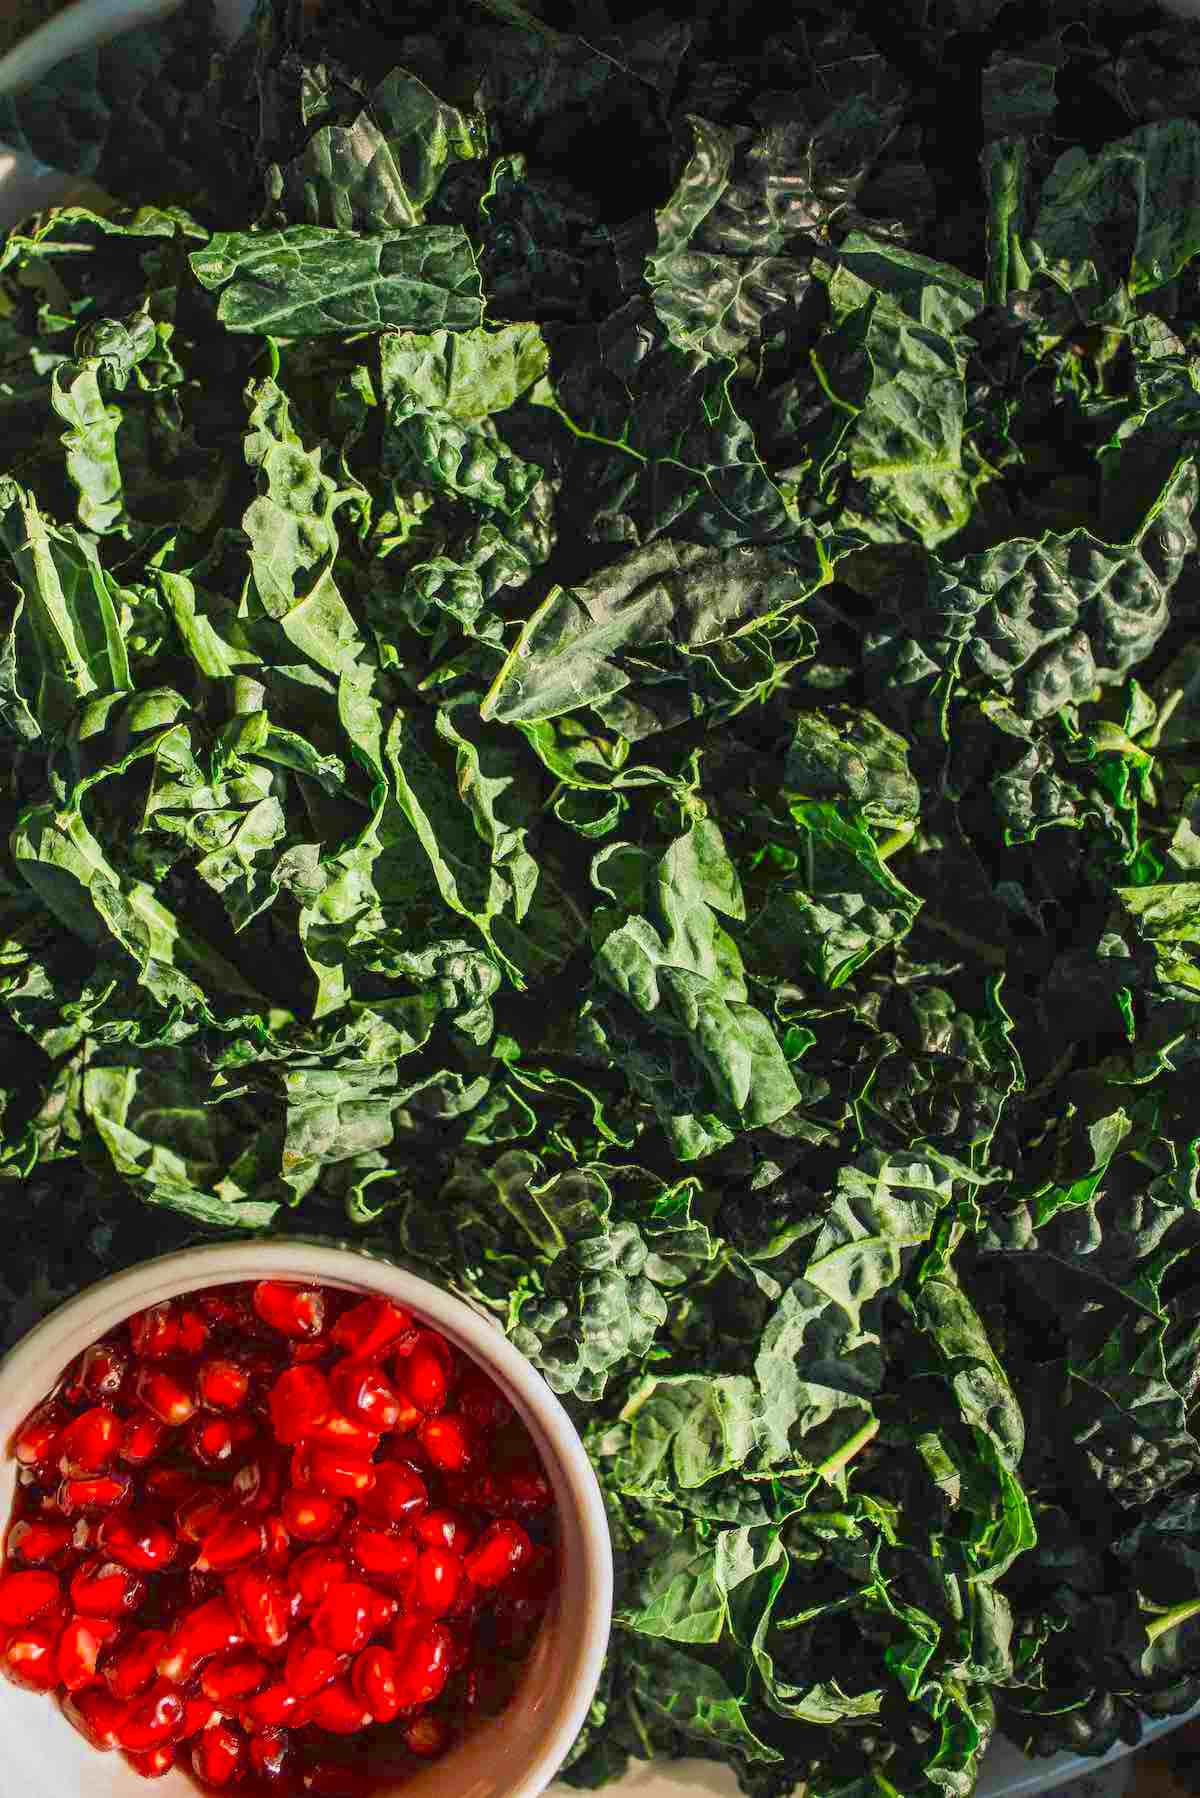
[{"left": 0, "top": 1240, "right": 613, "bottom": 1798}]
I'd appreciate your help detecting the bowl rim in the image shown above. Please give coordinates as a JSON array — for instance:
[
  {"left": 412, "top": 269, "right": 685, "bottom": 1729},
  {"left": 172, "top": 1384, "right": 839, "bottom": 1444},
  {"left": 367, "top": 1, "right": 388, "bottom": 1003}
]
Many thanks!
[{"left": 0, "top": 1237, "right": 613, "bottom": 1798}]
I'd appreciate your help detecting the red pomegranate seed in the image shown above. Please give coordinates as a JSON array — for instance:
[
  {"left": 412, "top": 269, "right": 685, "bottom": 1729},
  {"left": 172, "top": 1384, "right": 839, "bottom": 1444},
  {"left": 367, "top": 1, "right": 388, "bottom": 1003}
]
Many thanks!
[
  {"left": 464, "top": 1519, "right": 533, "bottom": 1589},
  {"left": 345, "top": 1523, "right": 418, "bottom": 1586},
  {"left": 308, "top": 1675, "right": 373, "bottom": 1734},
  {"left": 456, "top": 1366, "right": 514, "bottom": 1434},
  {"left": 405, "top": 1712, "right": 451, "bottom": 1757},
  {"left": 350, "top": 1644, "right": 401, "bottom": 1722},
  {"left": 268, "top": 1367, "right": 331, "bottom": 1445},
  {"left": 179, "top": 1693, "right": 222, "bottom": 1739},
  {"left": 194, "top": 1517, "right": 266, "bottom": 1573},
  {"left": 329, "top": 1361, "right": 405, "bottom": 1431},
  {"left": 128, "top": 1304, "right": 180, "bottom": 1360},
  {"left": 411, "top": 1544, "right": 462, "bottom": 1617},
  {"left": 2, "top": 1624, "right": 60, "bottom": 1690},
  {"left": 304, "top": 1413, "right": 381, "bottom": 1457},
  {"left": 135, "top": 1367, "right": 195, "bottom": 1428},
  {"left": 414, "top": 1509, "right": 473, "bottom": 1553},
  {"left": 284, "top": 1628, "right": 347, "bottom": 1698},
  {"left": 310, "top": 1582, "right": 377, "bottom": 1655},
  {"left": 225, "top": 1565, "right": 292, "bottom": 1651},
  {"left": 58, "top": 1472, "right": 133, "bottom": 1514},
  {"left": 197, "top": 1358, "right": 251, "bottom": 1412},
  {"left": 176, "top": 1492, "right": 231, "bottom": 1544},
  {"left": 280, "top": 1489, "right": 346, "bottom": 1543},
  {"left": 418, "top": 1412, "right": 473, "bottom": 1472},
  {"left": 252, "top": 1282, "right": 326, "bottom": 1341},
  {"left": 191, "top": 1719, "right": 245, "bottom": 1787},
  {"left": 127, "top": 1743, "right": 177, "bottom": 1779},
  {"left": 63, "top": 1684, "right": 127, "bottom": 1749},
  {"left": 196, "top": 1291, "right": 247, "bottom": 1328},
  {"left": 288, "top": 1548, "right": 350, "bottom": 1616},
  {"left": 241, "top": 1680, "right": 310, "bottom": 1731},
  {"left": 188, "top": 1413, "right": 258, "bottom": 1468},
  {"left": 291, "top": 1443, "right": 376, "bottom": 1501},
  {"left": 120, "top": 1408, "right": 168, "bottom": 1467},
  {"left": 115, "top": 1678, "right": 186, "bottom": 1750},
  {"left": 97, "top": 1511, "right": 178, "bottom": 1573},
  {"left": 11, "top": 1399, "right": 67, "bottom": 1469},
  {"left": 0, "top": 1567, "right": 59, "bottom": 1625},
  {"left": 263, "top": 1513, "right": 291, "bottom": 1571},
  {"left": 6, "top": 1516, "right": 72, "bottom": 1565},
  {"left": 105, "top": 1628, "right": 169, "bottom": 1700},
  {"left": 174, "top": 1307, "right": 210, "bottom": 1356},
  {"left": 390, "top": 1619, "right": 451, "bottom": 1709},
  {"left": 288, "top": 1340, "right": 329, "bottom": 1364},
  {"left": 157, "top": 1598, "right": 244, "bottom": 1683},
  {"left": 70, "top": 1558, "right": 146, "bottom": 1617},
  {"left": 143, "top": 1466, "right": 201, "bottom": 1504},
  {"left": 58, "top": 1614, "right": 121, "bottom": 1690},
  {"left": 399, "top": 1340, "right": 450, "bottom": 1414},
  {"left": 248, "top": 1727, "right": 293, "bottom": 1782},
  {"left": 496, "top": 1467, "right": 555, "bottom": 1515},
  {"left": 233, "top": 1451, "right": 285, "bottom": 1512},
  {"left": 331, "top": 1297, "right": 413, "bottom": 1362},
  {"left": 201, "top": 1651, "right": 270, "bottom": 1702},
  {"left": 363, "top": 1462, "right": 427, "bottom": 1525},
  {"left": 75, "top": 1342, "right": 131, "bottom": 1404},
  {"left": 303, "top": 1764, "right": 371, "bottom": 1798}
]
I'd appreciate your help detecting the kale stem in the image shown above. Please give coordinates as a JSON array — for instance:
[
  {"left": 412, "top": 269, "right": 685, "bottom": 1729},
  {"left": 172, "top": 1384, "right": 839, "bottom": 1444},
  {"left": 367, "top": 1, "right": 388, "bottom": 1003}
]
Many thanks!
[
  {"left": 1143, "top": 1597, "right": 1200, "bottom": 1644},
  {"left": 875, "top": 823, "right": 915, "bottom": 862},
  {"left": 817, "top": 1415, "right": 880, "bottom": 1483}
]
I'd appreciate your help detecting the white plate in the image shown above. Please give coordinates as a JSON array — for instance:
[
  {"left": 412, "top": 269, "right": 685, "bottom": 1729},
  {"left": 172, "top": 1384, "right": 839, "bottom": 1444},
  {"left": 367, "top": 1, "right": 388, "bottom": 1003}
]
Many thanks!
[{"left": 0, "top": 2, "right": 1197, "bottom": 1793}]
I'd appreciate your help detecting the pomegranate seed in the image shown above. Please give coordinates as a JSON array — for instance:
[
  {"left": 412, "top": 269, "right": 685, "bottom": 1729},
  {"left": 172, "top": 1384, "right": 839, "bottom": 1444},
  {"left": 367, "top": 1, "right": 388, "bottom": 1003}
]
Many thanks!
[
  {"left": 351, "top": 1644, "right": 401, "bottom": 1722},
  {"left": 248, "top": 1727, "right": 293, "bottom": 1782},
  {"left": 70, "top": 1558, "right": 146, "bottom": 1617},
  {"left": 414, "top": 1509, "right": 473, "bottom": 1553},
  {"left": 418, "top": 1412, "right": 473, "bottom": 1472},
  {"left": 115, "top": 1677, "right": 186, "bottom": 1750},
  {"left": 120, "top": 1408, "right": 168, "bottom": 1466},
  {"left": 197, "top": 1358, "right": 251, "bottom": 1411},
  {"left": 284, "top": 1628, "right": 348, "bottom": 1697},
  {"left": 464, "top": 1519, "right": 533, "bottom": 1589},
  {"left": 288, "top": 1549, "right": 350, "bottom": 1615},
  {"left": 2, "top": 1624, "right": 60, "bottom": 1689},
  {"left": 58, "top": 1472, "right": 133, "bottom": 1514},
  {"left": 268, "top": 1367, "right": 331, "bottom": 1445},
  {"left": 127, "top": 1743, "right": 177, "bottom": 1778},
  {"left": 191, "top": 1719, "right": 245, "bottom": 1786},
  {"left": 58, "top": 1614, "right": 121, "bottom": 1690},
  {"left": 400, "top": 1340, "right": 450, "bottom": 1414},
  {"left": 405, "top": 1712, "right": 451, "bottom": 1757},
  {"left": 241, "top": 1680, "right": 310, "bottom": 1731},
  {"left": 308, "top": 1675, "right": 372, "bottom": 1733},
  {"left": 196, "top": 1291, "right": 247, "bottom": 1328},
  {"left": 201, "top": 1651, "right": 270, "bottom": 1702},
  {"left": 63, "top": 1684, "right": 127, "bottom": 1749},
  {"left": 225, "top": 1565, "right": 291, "bottom": 1651},
  {"left": 411, "top": 1544, "right": 462, "bottom": 1617},
  {"left": 194, "top": 1517, "right": 266, "bottom": 1573},
  {"left": 0, "top": 1567, "right": 59, "bottom": 1625},
  {"left": 305, "top": 1413, "right": 382, "bottom": 1457},
  {"left": 188, "top": 1413, "right": 258, "bottom": 1467},
  {"left": 390, "top": 1619, "right": 451, "bottom": 1708},
  {"left": 97, "top": 1511, "right": 178, "bottom": 1573},
  {"left": 175, "top": 1307, "right": 210, "bottom": 1356},
  {"left": 144, "top": 1465, "right": 202, "bottom": 1503},
  {"left": 234, "top": 1452, "right": 285, "bottom": 1512},
  {"left": 289, "top": 1339, "right": 329, "bottom": 1363},
  {"left": 157, "top": 1598, "right": 244, "bottom": 1683},
  {"left": 11, "top": 1399, "right": 67, "bottom": 1469},
  {"left": 363, "top": 1462, "right": 427, "bottom": 1526},
  {"left": 331, "top": 1297, "right": 413, "bottom": 1362},
  {"left": 6, "top": 1517, "right": 72, "bottom": 1565},
  {"left": 105, "top": 1627, "right": 169, "bottom": 1699},
  {"left": 74, "top": 1342, "right": 131, "bottom": 1404},
  {"left": 263, "top": 1514, "right": 292, "bottom": 1571},
  {"left": 280, "top": 1489, "right": 346, "bottom": 1542},
  {"left": 292, "top": 1442, "right": 376, "bottom": 1501},
  {"left": 345, "top": 1523, "right": 418, "bottom": 1586},
  {"left": 135, "top": 1367, "right": 195, "bottom": 1428},
  {"left": 303, "top": 1764, "right": 371, "bottom": 1798},
  {"left": 176, "top": 1491, "right": 231, "bottom": 1544},
  {"left": 180, "top": 1693, "right": 222, "bottom": 1738},
  {"left": 253, "top": 1282, "right": 326, "bottom": 1340},
  {"left": 456, "top": 1366, "right": 514, "bottom": 1434},
  {"left": 504, "top": 1542, "right": 558, "bottom": 1602},
  {"left": 310, "top": 1581, "right": 377, "bottom": 1655},
  {"left": 129, "top": 1304, "right": 180, "bottom": 1360},
  {"left": 495, "top": 1467, "right": 554, "bottom": 1515},
  {"left": 329, "top": 1361, "right": 405, "bottom": 1431}
]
